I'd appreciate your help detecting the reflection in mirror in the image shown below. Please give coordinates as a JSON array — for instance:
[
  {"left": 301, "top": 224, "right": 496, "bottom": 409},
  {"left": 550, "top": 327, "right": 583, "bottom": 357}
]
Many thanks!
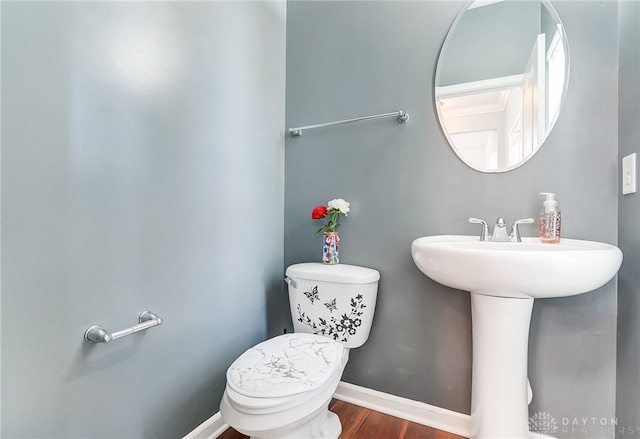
[{"left": 435, "top": 0, "right": 569, "bottom": 173}]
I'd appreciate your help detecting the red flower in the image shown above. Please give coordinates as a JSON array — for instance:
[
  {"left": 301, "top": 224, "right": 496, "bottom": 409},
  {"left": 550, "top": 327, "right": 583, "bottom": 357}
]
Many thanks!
[{"left": 311, "top": 205, "right": 328, "bottom": 219}]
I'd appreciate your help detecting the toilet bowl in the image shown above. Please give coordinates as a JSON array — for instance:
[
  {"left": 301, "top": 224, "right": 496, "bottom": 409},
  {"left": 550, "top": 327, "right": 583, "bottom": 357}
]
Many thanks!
[{"left": 220, "top": 263, "right": 380, "bottom": 439}]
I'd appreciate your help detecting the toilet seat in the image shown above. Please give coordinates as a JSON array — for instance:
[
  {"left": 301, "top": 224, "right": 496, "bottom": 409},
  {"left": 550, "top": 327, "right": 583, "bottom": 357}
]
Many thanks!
[
  {"left": 225, "top": 385, "right": 307, "bottom": 410},
  {"left": 224, "top": 362, "right": 344, "bottom": 416},
  {"left": 226, "top": 333, "right": 344, "bottom": 407}
]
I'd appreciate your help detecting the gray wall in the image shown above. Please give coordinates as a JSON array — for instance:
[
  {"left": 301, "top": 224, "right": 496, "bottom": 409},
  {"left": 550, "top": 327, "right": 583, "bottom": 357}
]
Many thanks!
[
  {"left": 1, "top": 2, "right": 285, "bottom": 438},
  {"left": 285, "top": 1, "right": 620, "bottom": 436},
  {"left": 616, "top": 1, "right": 640, "bottom": 437}
]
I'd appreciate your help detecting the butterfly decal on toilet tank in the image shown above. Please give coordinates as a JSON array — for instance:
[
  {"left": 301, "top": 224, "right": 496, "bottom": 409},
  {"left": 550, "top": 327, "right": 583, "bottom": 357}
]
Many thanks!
[
  {"left": 324, "top": 298, "right": 337, "bottom": 313},
  {"left": 303, "top": 286, "right": 320, "bottom": 304}
]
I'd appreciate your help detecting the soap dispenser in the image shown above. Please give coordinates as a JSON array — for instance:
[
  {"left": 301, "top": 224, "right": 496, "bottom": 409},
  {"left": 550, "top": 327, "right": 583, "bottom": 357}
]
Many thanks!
[{"left": 539, "top": 192, "right": 561, "bottom": 243}]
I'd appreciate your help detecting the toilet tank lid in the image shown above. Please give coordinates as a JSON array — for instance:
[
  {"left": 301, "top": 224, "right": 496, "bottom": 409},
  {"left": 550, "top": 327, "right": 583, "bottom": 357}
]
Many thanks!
[{"left": 286, "top": 263, "right": 380, "bottom": 284}]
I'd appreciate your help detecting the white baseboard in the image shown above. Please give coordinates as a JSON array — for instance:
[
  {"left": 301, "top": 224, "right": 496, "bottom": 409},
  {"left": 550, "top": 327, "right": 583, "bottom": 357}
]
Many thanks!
[
  {"left": 182, "top": 411, "right": 229, "bottom": 439},
  {"left": 186, "top": 382, "right": 557, "bottom": 439},
  {"left": 333, "top": 381, "right": 471, "bottom": 437},
  {"left": 333, "top": 382, "right": 557, "bottom": 439}
]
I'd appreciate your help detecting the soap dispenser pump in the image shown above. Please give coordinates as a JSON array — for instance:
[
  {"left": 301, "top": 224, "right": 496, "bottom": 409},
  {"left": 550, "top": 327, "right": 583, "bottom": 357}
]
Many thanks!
[{"left": 539, "top": 192, "right": 561, "bottom": 243}]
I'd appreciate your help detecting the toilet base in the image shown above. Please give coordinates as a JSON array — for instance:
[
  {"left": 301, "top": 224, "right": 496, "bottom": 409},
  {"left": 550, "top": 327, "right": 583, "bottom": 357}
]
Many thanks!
[
  {"left": 248, "top": 408, "right": 341, "bottom": 439},
  {"left": 221, "top": 386, "right": 343, "bottom": 439}
]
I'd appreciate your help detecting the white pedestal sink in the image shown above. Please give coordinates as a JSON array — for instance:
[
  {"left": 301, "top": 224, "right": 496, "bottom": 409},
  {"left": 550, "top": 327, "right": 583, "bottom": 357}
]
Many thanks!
[{"left": 411, "top": 235, "right": 623, "bottom": 439}]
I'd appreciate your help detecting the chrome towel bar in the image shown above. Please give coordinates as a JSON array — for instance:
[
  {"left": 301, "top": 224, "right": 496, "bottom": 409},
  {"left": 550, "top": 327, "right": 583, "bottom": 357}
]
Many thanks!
[
  {"left": 84, "top": 311, "right": 163, "bottom": 344},
  {"left": 288, "top": 110, "right": 409, "bottom": 137}
]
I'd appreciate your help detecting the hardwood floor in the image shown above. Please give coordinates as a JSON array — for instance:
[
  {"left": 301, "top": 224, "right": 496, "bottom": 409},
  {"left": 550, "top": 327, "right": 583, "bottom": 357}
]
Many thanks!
[{"left": 218, "top": 399, "right": 467, "bottom": 439}]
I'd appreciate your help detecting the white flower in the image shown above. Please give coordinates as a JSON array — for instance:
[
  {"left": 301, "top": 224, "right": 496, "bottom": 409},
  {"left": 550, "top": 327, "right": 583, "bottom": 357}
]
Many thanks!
[{"left": 328, "top": 198, "right": 350, "bottom": 216}]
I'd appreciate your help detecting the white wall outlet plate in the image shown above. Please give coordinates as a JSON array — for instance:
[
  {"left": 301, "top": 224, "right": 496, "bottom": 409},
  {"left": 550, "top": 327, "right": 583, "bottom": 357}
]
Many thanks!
[{"left": 622, "top": 153, "right": 637, "bottom": 195}]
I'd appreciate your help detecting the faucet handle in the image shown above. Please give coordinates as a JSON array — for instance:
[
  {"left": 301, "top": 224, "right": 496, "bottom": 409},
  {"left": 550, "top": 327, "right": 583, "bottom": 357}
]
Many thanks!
[
  {"left": 509, "top": 218, "right": 535, "bottom": 242},
  {"left": 469, "top": 218, "right": 491, "bottom": 241}
]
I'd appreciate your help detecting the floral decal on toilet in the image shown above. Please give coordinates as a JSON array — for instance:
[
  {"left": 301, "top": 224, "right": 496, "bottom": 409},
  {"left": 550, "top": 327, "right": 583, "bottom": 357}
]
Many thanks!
[{"left": 297, "top": 287, "right": 367, "bottom": 343}]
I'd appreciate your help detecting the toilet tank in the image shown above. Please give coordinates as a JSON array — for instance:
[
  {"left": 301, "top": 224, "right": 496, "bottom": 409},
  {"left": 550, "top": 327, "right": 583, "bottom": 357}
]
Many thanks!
[{"left": 285, "top": 263, "right": 380, "bottom": 348}]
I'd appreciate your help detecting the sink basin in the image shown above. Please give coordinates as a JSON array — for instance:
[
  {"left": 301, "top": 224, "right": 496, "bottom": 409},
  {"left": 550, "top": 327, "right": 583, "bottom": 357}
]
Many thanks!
[
  {"left": 411, "top": 234, "right": 623, "bottom": 438},
  {"left": 411, "top": 235, "right": 623, "bottom": 299}
]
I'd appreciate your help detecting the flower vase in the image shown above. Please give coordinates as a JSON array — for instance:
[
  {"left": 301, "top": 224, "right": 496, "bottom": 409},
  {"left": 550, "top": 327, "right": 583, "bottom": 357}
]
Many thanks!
[{"left": 322, "top": 232, "right": 340, "bottom": 265}]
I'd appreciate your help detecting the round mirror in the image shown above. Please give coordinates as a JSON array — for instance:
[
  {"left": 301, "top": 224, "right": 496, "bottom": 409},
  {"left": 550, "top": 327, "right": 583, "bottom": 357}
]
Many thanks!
[{"left": 435, "top": 0, "right": 570, "bottom": 173}]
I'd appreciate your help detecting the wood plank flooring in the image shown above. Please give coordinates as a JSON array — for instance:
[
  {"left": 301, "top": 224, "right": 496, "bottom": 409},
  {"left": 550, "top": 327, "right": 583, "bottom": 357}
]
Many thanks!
[{"left": 218, "top": 399, "right": 467, "bottom": 439}]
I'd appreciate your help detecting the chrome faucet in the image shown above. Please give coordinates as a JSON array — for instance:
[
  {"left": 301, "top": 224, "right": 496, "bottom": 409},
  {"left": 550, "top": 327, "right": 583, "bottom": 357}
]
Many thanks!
[
  {"left": 492, "top": 217, "right": 508, "bottom": 241},
  {"left": 469, "top": 217, "right": 534, "bottom": 242}
]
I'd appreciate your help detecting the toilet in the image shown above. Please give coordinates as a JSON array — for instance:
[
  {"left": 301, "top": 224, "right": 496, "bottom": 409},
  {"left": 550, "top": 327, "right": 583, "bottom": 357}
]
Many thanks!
[{"left": 220, "top": 263, "right": 380, "bottom": 439}]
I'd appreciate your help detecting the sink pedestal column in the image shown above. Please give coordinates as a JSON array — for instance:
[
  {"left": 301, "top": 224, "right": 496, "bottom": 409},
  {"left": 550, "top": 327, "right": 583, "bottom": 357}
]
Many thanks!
[{"left": 470, "top": 293, "right": 534, "bottom": 439}]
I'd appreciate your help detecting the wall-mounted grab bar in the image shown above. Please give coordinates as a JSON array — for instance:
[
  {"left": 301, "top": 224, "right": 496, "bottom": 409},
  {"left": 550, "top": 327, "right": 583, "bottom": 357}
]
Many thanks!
[
  {"left": 288, "top": 110, "right": 409, "bottom": 137},
  {"left": 84, "top": 311, "right": 163, "bottom": 344}
]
